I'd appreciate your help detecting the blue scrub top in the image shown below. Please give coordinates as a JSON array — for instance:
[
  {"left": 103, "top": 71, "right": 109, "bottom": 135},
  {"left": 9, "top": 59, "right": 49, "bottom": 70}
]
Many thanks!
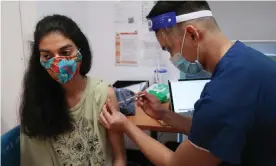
[{"left": 189, "top": 41, "right": 276, "bottom": 166}]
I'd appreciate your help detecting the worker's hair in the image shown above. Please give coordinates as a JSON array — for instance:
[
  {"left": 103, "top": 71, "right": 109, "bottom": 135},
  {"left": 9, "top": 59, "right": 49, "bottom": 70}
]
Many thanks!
[
  {"left": 20, "top": 14, "right": 92, "bottom": 139},
  {"left": 147, "top": 1, "right": 219, "bottom": 30}
]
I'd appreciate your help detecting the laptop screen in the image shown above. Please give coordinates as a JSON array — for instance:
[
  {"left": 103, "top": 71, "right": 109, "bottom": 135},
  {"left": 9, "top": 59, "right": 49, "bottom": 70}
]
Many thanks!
[{"left": 169, "top": 79, "right": 210, "bottom": 113}]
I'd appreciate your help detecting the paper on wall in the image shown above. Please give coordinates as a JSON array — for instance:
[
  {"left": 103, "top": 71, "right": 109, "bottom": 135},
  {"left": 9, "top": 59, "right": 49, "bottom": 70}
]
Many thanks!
[
  {"left": 141, "top": 1, "right": 156, "bottom": 25},
  {"left": 140, "top": 31, "right": 166, "bottom": 67},
  {"left": 114, "top": 1, "right": 138, "bottom": 25},
  {"left": 114, "top": 1, "right": 166, "bottom": 67},
  {"left": 115, "top": 32, "right": 139, "bottom": 65}
]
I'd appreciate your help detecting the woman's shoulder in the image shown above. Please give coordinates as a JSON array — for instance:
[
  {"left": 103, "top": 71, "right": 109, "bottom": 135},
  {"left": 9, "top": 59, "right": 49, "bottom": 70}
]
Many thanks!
[
  {"left": 86, "top": 77, "right": 111, "bottom": 91},
  {"left": 86, "top": 77, "right": 113, "bottom": 103}
]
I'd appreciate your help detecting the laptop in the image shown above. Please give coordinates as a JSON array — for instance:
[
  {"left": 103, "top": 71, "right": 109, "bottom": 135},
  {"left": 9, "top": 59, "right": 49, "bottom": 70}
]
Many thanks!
[
  {"left": 168, "top": 78, "right": 210, "bottom": 116},
  {"left": 112, "top": 80, "right": 149, "bottom": 93}
]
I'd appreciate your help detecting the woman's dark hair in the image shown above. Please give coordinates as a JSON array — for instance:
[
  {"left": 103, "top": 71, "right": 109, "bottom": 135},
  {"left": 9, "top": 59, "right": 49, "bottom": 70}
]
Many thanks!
[{"left": 20, "top": 14, "right": 92, "bottom": 138}]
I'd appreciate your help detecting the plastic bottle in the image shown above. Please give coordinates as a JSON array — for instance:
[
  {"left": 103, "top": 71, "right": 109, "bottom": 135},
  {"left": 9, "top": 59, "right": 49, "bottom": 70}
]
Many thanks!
[{"left": 154, "top": 69, "right": 168, "bottom": 85}]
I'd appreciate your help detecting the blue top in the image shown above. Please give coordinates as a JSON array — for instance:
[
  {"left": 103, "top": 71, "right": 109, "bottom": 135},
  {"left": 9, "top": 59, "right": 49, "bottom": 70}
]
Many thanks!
[
  {"left": 189, "top": 41, "right": 276, "bottom": 166},
  {"left": 155, "top": 69, "right": 168, "bottom": 73}
]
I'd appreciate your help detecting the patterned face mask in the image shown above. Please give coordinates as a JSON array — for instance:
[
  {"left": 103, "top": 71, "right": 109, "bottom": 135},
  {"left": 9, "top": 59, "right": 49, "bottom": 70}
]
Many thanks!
[{"left": 40, "top": 51, "right": 82, "bottom": 84}]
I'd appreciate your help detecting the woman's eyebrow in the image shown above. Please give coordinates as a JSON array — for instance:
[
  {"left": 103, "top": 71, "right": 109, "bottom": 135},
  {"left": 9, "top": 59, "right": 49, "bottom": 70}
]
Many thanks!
[
  {"left": 59, "top": 44, "right": 73, "bottom": 50},
  {"left": 39, "top": 44, "right": 74, "bottom": 53}
]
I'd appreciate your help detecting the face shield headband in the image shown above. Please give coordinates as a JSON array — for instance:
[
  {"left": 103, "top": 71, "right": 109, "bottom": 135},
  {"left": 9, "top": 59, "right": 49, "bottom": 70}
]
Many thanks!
[{"left": 148, "top": 10, "right": 213, "bottom": 32}]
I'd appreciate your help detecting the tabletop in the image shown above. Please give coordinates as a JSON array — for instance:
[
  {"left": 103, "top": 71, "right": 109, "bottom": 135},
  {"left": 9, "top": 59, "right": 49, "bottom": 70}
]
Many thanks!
[{"left": 127, "top": 103, "right": 183, "bottom": 133}]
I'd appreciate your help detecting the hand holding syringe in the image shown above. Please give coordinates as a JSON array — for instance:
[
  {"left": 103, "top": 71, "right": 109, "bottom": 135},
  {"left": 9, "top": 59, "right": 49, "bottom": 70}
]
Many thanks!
[{"left": 118, "top": 94, "right": 145, "bottom": 104}]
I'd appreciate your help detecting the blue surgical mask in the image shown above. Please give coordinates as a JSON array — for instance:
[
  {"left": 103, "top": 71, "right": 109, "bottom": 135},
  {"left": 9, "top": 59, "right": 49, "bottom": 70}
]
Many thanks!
[
  {"left": 170, "top": 53, "right": 203, "bottom": 75},
  {"left": 169, "top": 31, "right": 203, "bottom": 75}
]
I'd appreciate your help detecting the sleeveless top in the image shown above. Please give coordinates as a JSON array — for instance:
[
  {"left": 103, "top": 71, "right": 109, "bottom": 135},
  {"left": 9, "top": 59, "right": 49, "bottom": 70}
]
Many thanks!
[{"left": 20, "top": 78, "right": 113, "bottom": 166}]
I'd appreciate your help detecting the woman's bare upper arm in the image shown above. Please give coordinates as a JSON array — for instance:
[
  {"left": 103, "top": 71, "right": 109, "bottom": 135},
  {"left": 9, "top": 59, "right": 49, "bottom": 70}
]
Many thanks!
[
  {"left": 107, "top": 87, "right": 119, "bottom": 110},
  {"left": 106, "top": 87, "right": 126, "bottom": 161}
]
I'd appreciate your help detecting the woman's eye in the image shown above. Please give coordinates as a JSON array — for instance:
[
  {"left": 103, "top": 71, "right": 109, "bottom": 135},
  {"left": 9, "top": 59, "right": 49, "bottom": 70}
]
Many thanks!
[
  {"left": 61, "top": 51, "right": 72, "bottom": 56},
  {"left": 43, "top": 55, "right": 51, "bottom": 59}
]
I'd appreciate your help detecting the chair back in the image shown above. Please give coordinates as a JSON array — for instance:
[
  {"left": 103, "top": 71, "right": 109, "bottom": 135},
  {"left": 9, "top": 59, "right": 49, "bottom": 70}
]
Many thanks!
[{"left": 1, "top": 125, "right": 20, "bottom": 166}]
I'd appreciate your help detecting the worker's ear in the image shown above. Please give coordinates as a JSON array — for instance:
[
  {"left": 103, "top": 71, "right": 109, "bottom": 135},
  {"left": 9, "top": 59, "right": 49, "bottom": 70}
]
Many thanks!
[
  {"left": 186, "top": 25, "right": 200, "bottom": 45},
  {"left": 191, "top": 34, "right": 195, "bottom": 40}
]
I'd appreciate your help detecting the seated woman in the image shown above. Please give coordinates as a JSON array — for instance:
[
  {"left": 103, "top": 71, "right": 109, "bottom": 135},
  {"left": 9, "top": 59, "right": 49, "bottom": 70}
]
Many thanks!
[{"left": 19, "top": 14, "right": 125, "bottom": 166}]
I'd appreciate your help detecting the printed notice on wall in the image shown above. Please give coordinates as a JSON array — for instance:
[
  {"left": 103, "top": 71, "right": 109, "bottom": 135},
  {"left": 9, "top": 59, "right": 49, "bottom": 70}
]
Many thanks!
[
  {"left": 115, "top": 32, "right": 139, "bottom": 65},
  {"left": 141, "top": 1, "right": 156, "bottom": 25},
  {"left": 140, "top": 31, "right": 166, "bottom": 67},
  {"left": 114, "top": 1, "right": 136, "bottom": 24}
]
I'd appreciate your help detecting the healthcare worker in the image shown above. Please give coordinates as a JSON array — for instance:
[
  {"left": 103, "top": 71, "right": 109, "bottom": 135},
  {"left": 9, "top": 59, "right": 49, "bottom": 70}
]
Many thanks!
[{"left": 99, "top": 1, "right": 276, "bottom": 166}]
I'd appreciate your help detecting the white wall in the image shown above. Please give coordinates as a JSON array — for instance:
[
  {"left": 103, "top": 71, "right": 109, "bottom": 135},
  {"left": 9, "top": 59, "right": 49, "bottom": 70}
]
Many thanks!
[
  {"left": 19, "top": 1, "right": 176, "bottom": 85},
  {"left": 1, "top": 1, "right": 25, "bottom": 134},
  {"left": 19, "top": 1, "right": 276, "bottom": 84},
  {"left": 19, "top": 1, "right": 91, "bottom": 66},
  {"left": 2, "top": 1, "right": 276, "bottom": 138},
  {"left": 87, "top": 1, "right": 276, "bottom": 83},
  {"left": 85, "top": 1, "right": 171, "bottom": 84},
  {"left": 209, "top": 1, "right": 276, "bottom": 40}
]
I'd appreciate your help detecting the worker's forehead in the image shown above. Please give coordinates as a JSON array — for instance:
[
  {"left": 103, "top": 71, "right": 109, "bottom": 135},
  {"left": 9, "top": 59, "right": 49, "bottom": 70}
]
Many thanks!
[
  {"left": 155, "top": 30, "right": 168, "bottom": 43},
  {"left": 155, "top": 30, "right": 166, "bottom": 38}
]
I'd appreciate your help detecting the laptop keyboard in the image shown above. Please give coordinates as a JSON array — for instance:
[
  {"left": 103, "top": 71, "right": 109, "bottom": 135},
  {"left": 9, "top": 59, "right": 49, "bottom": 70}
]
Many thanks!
[{"left": 179, "top": 110, "right": 194, "bottom": 117}]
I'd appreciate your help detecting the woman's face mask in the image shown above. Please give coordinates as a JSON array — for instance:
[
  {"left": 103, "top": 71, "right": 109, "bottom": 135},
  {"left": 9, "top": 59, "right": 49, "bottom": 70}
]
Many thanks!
[{"left": 40, "top": 51, "right": 82, "bottom": 84}]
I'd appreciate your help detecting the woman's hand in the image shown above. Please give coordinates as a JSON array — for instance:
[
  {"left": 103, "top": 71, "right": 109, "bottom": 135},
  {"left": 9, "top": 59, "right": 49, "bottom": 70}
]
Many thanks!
[
  {"left": 99, "top": 98, "right": 128, "bottom": 132},
  {"left": 105, "top": 87, "right": 126, "bottom": 166}
]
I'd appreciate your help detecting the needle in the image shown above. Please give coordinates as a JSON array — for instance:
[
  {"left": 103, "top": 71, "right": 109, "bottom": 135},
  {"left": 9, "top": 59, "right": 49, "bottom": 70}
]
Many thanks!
[{"left": 119, "top": 94, "right": 145, "bottom": 104}]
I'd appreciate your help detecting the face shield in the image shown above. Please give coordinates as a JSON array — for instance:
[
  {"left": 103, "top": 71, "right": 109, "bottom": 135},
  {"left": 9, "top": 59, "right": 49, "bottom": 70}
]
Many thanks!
[
  {"left": 147, "top": 10, "right": 213, "bottom": 75},
  {"left": 148, "top": 10, "right": 213, "bottom": 53},
  {"left": 148, "top": 10, "right": 213, "bottom": 32}
]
